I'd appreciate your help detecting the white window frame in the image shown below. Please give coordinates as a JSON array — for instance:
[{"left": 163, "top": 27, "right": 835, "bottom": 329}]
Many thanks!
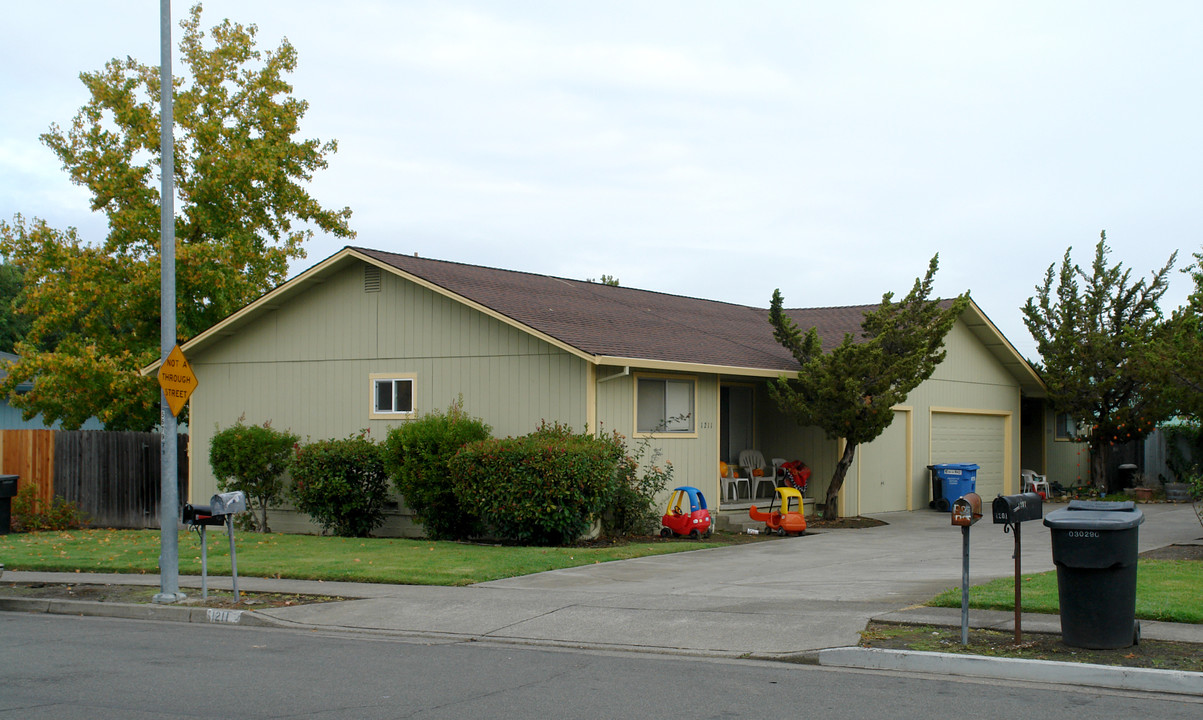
[
  {"left": 634, "top": 374, "right": 697, "bottom": 438},
  {"left": 370, "top": 373, "right": 416, "bottom": 419}
]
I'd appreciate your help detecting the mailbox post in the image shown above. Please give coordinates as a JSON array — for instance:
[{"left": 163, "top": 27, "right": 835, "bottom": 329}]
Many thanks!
[
  {"left": 951, "top": 492, "right": 982, "bottom": 645},
  {"left": 183, "top": 491, "right": 247, "bottom": 600},
  {"left": 992, "top": 492, "right": 1043, "bottom": 643}
]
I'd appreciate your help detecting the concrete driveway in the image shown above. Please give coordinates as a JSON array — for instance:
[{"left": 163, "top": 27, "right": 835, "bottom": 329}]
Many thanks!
[{"left": 255, "top": 502, "right": 1202, "bottom": 657}]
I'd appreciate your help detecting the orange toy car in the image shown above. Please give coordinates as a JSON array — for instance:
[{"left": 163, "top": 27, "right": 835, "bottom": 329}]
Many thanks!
[{"left": 749, "top": 486, "right": 808, "bottom": 536}]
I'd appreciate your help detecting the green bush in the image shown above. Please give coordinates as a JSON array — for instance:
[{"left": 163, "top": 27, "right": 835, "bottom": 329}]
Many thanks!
[
  {"left": 383, "top": 400, "right": 492, "bottom": 540},
  {"left": 290, "top": 431, "right": 391, "bottom": 537},
  {"left": 601, "top": 431, "right": 673, "bottom": 537},
  {"left": 450, "top": 423, "right": 622, "bottom": 545},
  {"left": 9, "top": 485, "right": 90, "bottom": 532},
  {"left": 209, "top": 418, "right": 299, "bottom": 533}
]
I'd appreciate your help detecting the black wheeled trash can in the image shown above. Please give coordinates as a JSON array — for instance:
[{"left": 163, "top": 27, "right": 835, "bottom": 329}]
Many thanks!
[
  {"left": 0, "top": 475, "right": 18, "bottom": 534},
  {"left": 1043, "top": 500, "right": 1144, "bottom": 649}
]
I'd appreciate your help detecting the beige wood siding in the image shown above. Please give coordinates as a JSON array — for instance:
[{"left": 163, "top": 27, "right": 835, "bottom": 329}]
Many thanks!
[
  {"left": 187, "top": 262, "right": 589, "bottom": 504},
  {"left": 852, "top": 408, "right": 911, "bottom": 514},
  {"left": 1045, "top": 406, "right": 1090, "bottom": 488},
  {"left": 594, "top": 369, "right": 721, "bottom": 508}
]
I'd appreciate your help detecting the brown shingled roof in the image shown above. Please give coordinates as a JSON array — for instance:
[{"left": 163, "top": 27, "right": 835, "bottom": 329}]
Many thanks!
[{"left": 355, "top": 247, "right": 875, "bottom": 373}]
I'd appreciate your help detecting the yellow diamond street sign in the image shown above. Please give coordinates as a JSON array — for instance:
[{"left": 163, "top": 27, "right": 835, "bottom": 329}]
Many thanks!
[{"left": 157, "top": 345, "right": 198, "bottom": 417}]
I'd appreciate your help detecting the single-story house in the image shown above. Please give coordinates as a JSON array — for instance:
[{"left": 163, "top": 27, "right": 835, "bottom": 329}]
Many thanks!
[{"left": 172, "top": 247, "right": 1068, "bottom": 535}]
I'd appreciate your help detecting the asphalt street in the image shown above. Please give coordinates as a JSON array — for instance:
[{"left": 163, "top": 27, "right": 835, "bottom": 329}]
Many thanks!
[
  {"left": 3, "top": 613, "right": 1201, "bottom": 719},
  {"left": 3, "top": 502, "right": 1202, "bottom": 696}
]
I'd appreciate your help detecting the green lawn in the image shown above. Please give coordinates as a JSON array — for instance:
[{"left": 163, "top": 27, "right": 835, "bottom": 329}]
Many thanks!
[
  {"left": 0, "top": 528, "right": 739, "bottom": 586},
  {"left": 929, "top": 561, "right": 1203, "bottom": 624}
]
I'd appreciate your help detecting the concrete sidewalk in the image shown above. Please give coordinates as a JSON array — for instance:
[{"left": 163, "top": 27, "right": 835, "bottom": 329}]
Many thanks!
[{"left": 3, "top": 502, "right": 1202, "bottom": 694}]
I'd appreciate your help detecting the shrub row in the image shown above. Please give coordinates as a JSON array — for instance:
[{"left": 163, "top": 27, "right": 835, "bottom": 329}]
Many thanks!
[
  {"left": 450, "top": 423, "right": 622, "bottom": 545},
  {"left": 208, "top": 405, "right": 670, "bottom": 544}
]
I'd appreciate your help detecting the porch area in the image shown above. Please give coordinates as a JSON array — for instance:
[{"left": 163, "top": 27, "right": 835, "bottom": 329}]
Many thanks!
[{"left": 713, "top": 496, "right": 818, "bottom": 533}]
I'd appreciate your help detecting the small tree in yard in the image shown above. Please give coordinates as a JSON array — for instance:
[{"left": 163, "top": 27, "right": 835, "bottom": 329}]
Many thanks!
[
  {"left": 1150, "top": 246, "right": 1203, "bottom": 421},
  {"left": 290, "top": 431, "right": 391, "bottom": 537},
  {"left": 209, "top": 419, "right": 299, "bottom": 532},
  {"left": 0, "top": 5, "right": 353, "bottom": 431},
  {"left": 769, "top": 255, "right": 967, "bottom": 519},
  {"left": 1022, "top": 234, "right": 1176, "bottom": 492}
]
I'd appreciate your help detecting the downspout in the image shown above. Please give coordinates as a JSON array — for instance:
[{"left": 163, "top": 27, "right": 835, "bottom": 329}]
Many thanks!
[{"left": 597, "top": 366, "right": 630, "bottom": 383}]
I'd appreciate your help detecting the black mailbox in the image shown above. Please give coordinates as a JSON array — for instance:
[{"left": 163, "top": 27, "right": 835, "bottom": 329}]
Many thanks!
[
  {"left": 992, "top": 492, "right": 1043, "bottom": 524},
  {"left": 182, "top": 503, "right": 225, "bottom": 527}
]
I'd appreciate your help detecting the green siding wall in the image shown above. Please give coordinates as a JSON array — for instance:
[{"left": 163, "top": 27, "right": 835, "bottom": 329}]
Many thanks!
[
  {"left": 595, "top": 370, "right": 722, "bottom": 508},
  {"left": 188, "top": 262, "right": 588, "bottom": 522}
]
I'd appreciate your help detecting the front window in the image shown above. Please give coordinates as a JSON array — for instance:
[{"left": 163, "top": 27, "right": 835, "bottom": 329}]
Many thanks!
[{"left": 637, "top": 377, "right": 695, "bottom": 434}]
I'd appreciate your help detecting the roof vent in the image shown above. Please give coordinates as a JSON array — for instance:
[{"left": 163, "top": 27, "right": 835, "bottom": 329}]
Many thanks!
[{"left": 364, "top": 265, "right": 382, "bottom": 293}]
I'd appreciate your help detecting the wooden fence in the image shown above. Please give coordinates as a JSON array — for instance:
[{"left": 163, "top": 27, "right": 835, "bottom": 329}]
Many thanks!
[{"left": 0, "top": 430, "right": 188, "bottom": 529}]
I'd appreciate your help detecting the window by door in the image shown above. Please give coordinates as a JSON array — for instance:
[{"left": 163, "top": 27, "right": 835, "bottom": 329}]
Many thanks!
[{"left": 636, "top": 376, "right": 695, "bottom": 435}]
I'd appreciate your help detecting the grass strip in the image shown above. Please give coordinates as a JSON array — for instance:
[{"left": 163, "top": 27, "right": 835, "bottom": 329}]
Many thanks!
[
  {"left": 0, "top": 528, "right": 741, "bottom": 586},
  {"left": 928, "top": 560, "right": 1203, "bottom": 624}
]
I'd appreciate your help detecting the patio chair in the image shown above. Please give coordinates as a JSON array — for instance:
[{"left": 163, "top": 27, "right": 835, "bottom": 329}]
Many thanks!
[
  {"left": 1020, "top": 469, "right": 1050, "bottom": 496},
  {"left": 721, "top": 461, "right": 749, "bottom": 502},
  {"left": 739, "top": 449, "right": 781, "bottom": 499}
]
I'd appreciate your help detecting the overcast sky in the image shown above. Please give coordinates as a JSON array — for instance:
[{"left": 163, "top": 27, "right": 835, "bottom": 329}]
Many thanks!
[{"left": 4, "top": 1, "right": 1201, "bottom": 361}]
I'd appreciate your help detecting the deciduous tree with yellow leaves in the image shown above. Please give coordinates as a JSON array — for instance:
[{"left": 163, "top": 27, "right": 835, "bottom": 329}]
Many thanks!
[{"left": 0, "top": 4, "right": 353, "bottom": 430}]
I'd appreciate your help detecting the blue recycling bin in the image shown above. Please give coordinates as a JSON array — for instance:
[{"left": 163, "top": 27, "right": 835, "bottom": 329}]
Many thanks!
[{"left": 927, "top": 463, "right": 979, "bottom": 511}]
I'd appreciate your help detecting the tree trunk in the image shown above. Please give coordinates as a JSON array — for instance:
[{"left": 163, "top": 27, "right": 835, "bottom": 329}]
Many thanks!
[
  {"left": 1091, "top": 440, "right": 1110, "bottom": 493},
  {"left": 256, "top": 498, "right": 270, "bottom": 533},
  {"left": 822, "top": 441, "right": 858, "bottom": 518}
]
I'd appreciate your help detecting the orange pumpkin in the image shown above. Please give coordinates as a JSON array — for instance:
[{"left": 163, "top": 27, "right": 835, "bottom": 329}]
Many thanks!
[
  {"left": 752, "top": 468, "right": 765, "bottom": 477},
  {"left": 719, "top": 461, "right": 730, "bottom": 477}
]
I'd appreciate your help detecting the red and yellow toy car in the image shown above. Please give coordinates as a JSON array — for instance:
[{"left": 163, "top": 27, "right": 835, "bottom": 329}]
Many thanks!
[
  {"left": 749, "top": 486, "right": 808, "bottom": 536},
  {"left": 660, "top": 486, "right": 713, "bottom": 539}
]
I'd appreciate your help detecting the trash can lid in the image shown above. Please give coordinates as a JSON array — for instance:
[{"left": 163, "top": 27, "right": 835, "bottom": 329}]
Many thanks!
[
  {"left": 1044, "top": 500, "right": 1144, "bottom": 530},
  {"left": 1066, "top": 499, "right": 1135, "bottom": 512},
  {"left": 928, "top": 463, "right": 980, "bottom": 471}
]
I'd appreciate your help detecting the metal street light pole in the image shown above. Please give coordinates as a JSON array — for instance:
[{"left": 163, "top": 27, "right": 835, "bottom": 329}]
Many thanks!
[{"left": 153, "top": 0, "right": 184, "bottom": 604}]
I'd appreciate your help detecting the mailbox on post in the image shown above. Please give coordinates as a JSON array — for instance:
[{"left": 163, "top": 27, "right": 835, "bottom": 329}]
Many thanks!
[
  {"left": 209, "top": 491, "right": 246, "bottom": 516},
  {"left": 183, "top": 491, "right": 247, "bottom": 600},
  {"left": 182, "top": 503, "right": 225, "bottom": 527},
  {"left": 950, "top": 492, "right": 983, "bottom": 644},
  {"left": 993, "top": 491, "right": 1045, "bottom": 643},
  {"left": 992, "top": 492, "right": 1043, "bottom": 525},
  {"left": 951, "top": 493, "right": 982, "bottom": 527}
]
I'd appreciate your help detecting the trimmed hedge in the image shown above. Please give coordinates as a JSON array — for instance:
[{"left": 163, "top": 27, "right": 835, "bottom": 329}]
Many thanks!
[
  {"left": 290, "top": 432, "right": 390, "bottom": 538},
  {"left": 450, "top": 423, "right": 622, "bottom": 545},
  {"left": 383, "top": 401, "right": 492, "bottom": 540}
]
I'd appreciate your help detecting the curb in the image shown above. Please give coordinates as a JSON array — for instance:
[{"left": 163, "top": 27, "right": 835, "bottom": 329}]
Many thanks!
[
  {"left": 0, "top": 597, "right": 284, "bottom": 628},
  {"left": 818, "top": 647, "right": 1203, "bottom": 696},
  {"left": 0, "top": 597, "right": 780, "bottom": 660}
]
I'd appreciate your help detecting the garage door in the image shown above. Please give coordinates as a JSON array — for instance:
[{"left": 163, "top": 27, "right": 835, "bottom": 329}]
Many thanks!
[
  {"left": 931, "top": 412, "right": 1006, "bottom": 500},
  {"left": 857, "top": 410, "right": 909, "bottom": 514}
]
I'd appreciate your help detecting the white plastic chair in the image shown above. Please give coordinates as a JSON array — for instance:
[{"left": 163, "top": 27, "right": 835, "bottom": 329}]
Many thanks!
[
  {"left": 1021, "top": 469, "right": 1050, "bottom": 496},
  {"left": 722, "top": 462, "right": 749, "bottom": 501},
  {"left": 740, "top": 450, "right": 781, "bottom": 499}
]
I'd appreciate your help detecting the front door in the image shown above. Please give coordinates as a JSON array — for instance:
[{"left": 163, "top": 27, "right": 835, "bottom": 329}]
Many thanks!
[{"left": 720, "top": 385, "right": 754, "bottom": 464}]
